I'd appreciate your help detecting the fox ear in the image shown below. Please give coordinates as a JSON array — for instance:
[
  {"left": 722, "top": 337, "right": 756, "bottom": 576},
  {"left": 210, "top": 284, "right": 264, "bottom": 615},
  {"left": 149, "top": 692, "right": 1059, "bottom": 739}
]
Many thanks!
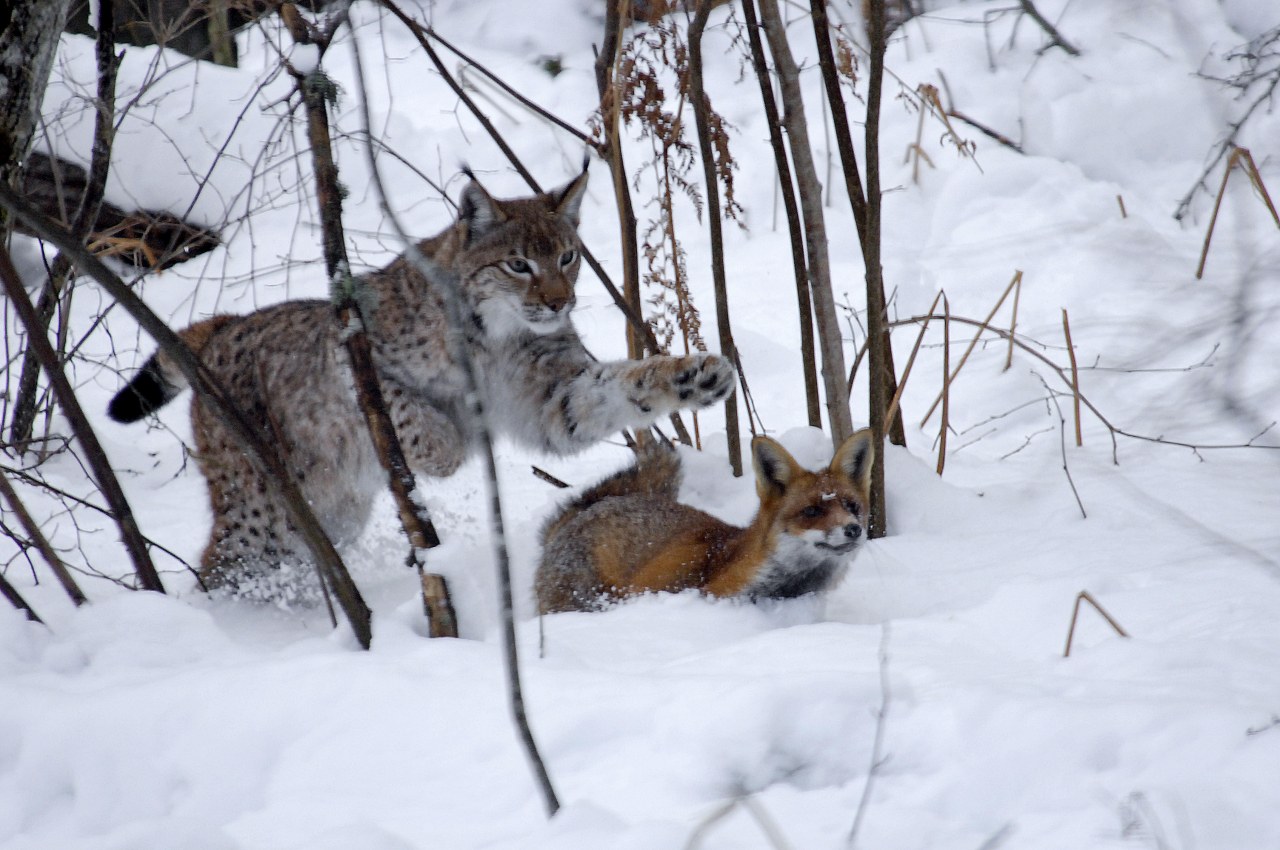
[
  {"left": 550, "top": 164, "right": 588, "bottom": 227},
  {"left": 752, "top": 436, "right": 802, "bottom": 496},
  {"left": 831, "top": 429, "right": 875, "bottom": 491},
  {"left": 458, "top": 177, "right": 505, "bottom": 243}
]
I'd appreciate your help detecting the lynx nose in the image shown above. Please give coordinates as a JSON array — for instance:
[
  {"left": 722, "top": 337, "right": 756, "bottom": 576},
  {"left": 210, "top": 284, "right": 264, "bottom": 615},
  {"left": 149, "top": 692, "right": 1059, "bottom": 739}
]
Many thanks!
[{"left": 544, "top": 296, "right": 568, "bottom": 313}]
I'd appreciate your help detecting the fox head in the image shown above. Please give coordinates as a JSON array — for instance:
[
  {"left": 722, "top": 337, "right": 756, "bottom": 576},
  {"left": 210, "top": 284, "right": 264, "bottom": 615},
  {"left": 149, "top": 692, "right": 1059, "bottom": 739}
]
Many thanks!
[
  {"left": 454, "top": 168, "right": 588, "bottom": 338},
  {"left": 752, "top": 429, "right": 875, "bottom": 560}
]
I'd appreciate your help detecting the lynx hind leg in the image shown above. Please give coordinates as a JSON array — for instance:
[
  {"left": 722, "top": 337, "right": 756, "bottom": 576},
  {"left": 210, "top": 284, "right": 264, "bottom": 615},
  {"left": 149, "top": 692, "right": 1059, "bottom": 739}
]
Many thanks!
[{"left": 631, "top": 353, "right": 736, "bottom": 414}]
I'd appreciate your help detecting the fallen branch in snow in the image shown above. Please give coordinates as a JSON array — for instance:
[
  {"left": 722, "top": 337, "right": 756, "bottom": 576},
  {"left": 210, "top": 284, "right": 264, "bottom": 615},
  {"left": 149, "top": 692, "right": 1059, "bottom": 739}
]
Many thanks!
[
  {"left": 532, "top": 466, "right": 571, "bottom": 489},
  {"left": 347, "top": 23, "right": 561, "bottom": 817},
  {"left": 848, "top": 621, "right": 892, "bottom": 848},
  {"left": 1063, "top": 590, "right": 1128, "bottom": 657},
  {"left": 0, "top": 467, "right": 87, "bottom": 607},
  {"left": 1018, "top": 0, "right": 1080, "bottom": 57}
]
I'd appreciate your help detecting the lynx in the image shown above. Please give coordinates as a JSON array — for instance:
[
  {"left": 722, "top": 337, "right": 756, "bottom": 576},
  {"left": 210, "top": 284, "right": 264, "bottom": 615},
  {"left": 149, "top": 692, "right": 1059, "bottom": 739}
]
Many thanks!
[{"left": 108, "top": 170, "right": 736, "bottom": 599}]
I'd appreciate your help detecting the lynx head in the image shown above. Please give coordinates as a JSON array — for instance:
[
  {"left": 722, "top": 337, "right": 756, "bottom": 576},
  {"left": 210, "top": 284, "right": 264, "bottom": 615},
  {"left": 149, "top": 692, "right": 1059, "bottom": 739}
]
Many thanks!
[{"left": 454, "top": 169, "right": 587, "bottom": 338}]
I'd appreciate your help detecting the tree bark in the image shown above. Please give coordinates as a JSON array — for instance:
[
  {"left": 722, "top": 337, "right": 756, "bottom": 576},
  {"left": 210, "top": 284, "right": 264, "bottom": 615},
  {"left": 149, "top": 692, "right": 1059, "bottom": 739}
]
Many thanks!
[
  {"left": 755, "top": 0, "right": 853, "bottom": 445},
  {"left": 688, "top": 0, "right": 743, "bottom": 476},
  {"left": 0, "top": 0, "right": 69, "bottom": 237}
]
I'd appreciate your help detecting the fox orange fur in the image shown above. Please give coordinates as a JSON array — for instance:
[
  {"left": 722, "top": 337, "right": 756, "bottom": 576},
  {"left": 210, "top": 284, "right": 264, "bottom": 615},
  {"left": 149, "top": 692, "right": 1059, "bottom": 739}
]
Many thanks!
[{"left": 535, "top": 430, "right": 875, "bottom": 613}]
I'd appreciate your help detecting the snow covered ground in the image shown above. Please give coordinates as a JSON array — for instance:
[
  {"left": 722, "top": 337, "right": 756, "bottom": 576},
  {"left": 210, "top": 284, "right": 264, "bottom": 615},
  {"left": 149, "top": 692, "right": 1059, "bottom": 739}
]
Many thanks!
[{"left": 3, "top": 0, "right": 1279, "bottom": 847}]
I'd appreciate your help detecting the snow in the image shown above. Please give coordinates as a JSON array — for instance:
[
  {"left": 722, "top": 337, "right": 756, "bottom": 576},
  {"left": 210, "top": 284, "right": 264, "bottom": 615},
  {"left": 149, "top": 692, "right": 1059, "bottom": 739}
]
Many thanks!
[{"left": 4, "top": 0, "right": 1280, "bottom": 848}]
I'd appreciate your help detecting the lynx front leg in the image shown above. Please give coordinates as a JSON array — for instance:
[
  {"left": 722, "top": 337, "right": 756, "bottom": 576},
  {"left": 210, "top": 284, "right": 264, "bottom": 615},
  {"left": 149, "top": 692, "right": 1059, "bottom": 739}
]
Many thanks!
[
  {"left": 383, "top": 382, "right": 466, "bottom": 478},
  {"left": 544, "top": 353, "right": 736, "bottom": 453}
]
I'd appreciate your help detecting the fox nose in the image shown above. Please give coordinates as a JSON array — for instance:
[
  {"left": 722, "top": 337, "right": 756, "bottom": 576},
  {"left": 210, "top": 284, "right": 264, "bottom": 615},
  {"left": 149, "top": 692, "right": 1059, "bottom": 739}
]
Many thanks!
[{"left": 842, "top": 524, "right": 862, "bottom": 541}]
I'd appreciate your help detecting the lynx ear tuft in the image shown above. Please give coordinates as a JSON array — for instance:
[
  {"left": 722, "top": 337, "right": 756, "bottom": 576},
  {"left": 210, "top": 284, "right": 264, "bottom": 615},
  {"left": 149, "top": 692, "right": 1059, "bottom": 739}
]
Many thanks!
[
  {"left": 551, "top": 166, "right": 589, "bottom": 228},
  {"left": 752, "top": 436, "right": 802, "bottom": 496},
  {"left": 832, "top": 429, "right": 875, "bottom": 491},
  {"left": 458, "top": 178, "right": 505, "bottom": 243}
]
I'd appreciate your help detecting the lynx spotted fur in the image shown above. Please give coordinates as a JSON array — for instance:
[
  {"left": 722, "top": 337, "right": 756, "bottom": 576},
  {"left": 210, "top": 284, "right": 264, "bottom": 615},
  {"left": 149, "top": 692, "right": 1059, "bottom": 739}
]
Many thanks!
[{"left": 108, "top": 171, "right": 736, "bottom": 599}]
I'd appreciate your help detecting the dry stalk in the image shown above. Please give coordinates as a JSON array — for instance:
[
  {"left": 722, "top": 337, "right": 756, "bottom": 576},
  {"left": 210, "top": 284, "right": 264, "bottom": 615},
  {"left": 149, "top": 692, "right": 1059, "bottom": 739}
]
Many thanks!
[
  {"left": 921, "top": 270, "right": 1023, "bottom": 426},
  {"left": 936, "top": 294, "right": 951, "bottom": 475},
  {"left": 531, "top": 466, "right": 571, "bottom": 489},
  {"left": 884, "top": 291, "right": 944, "bottom": 433},
  {"left": 1064, "top": 590, "right": 1129, "bottom": 657},
  {"left": 0, "top": 569, "right": 44, "bottom": 624},
  {"left": 847, "top": 621, "right": 892, "bottom": 848},
  {"left": 1003, "top": 272, "right": 1022, "bottom": 371},
  {"left": 1116, "top": 194, "right": 1127, "bottom": 218},
  {"left": 1196, "top": 145, "right": 1280, "bottom": 279},
  {"left": 1061, "top": 308, "right": 1082, "bottom": 447}
]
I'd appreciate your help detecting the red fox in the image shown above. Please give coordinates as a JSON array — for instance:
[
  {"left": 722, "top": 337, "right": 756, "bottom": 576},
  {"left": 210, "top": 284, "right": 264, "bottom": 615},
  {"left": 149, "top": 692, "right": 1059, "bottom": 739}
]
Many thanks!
[{"left": 535, "top": 430, "right": 875, "bottom": 613}]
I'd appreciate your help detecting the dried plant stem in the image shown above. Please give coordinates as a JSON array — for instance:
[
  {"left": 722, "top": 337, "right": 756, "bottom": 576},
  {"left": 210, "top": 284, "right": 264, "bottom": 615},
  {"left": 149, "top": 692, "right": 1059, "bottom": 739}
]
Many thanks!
[
  {"left": 0, "top": 244, "right": 163, "bottom": 594},
  {"left": 1061, "top": 308, "right": 1082, "bottom": 447},
  {"left": 1116, "top": 194, "right": 1127, "bottom": 218},
  {"left": 1019, "top": 0, "right": 1080, "bottom": 56},
  {"left": 921, "top": 270, "right": 1022, "bottom": 427},
  {"left": 0, "top": 467, "right": 87, "bottom": 606},
  {"left": 1064, "top": 590, "right": 1128, "bottom": 657},
  {"left": 0, "top": 182, "right": 375, "bottom": 644},
  {"left": 741, "top": 0, "right": 820, "bottom": 428},
  {"left": 1003, "top": 273, "right": 1022, "bottom": 371},
  {"left": 1196, "top": 146, "right": 1280, "bottom": 279},
  {"left": 936, "top": 295, "right": 951, "bottom": 476},
  {"left": 349, "top": 26, "right": 559, "bottom": 816},
  {"left": 1037, "top": 372, "right": 1087, "bottom": 519},
  {"left": 0, "top": 569, "right": 43, "bottom": 624},
  {"left": 884, "top": 291, "right": 944, "bottom": 433}
]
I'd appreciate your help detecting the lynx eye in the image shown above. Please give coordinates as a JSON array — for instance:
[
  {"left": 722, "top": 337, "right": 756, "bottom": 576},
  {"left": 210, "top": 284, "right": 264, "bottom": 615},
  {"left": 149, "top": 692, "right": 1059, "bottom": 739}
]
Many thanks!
[
  {"left": 504, "top": 257, "right": 533, "bottom": 275},
  {"left": 800, "top": 505, "right": 825, "bottom": 519},
  {"left": 559, "top": 249, "right": 578, "bottom": 267}
]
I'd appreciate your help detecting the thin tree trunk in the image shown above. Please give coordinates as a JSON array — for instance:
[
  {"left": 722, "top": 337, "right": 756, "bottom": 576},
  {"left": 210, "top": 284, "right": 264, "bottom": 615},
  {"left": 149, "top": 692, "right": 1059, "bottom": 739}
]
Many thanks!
[
  {"left": 809, "top": 0, "right": 905, "bottom": 451},
  {"left": 0, "top": 182, "right": 374, "bottom": 648},
  {"left": 688, "top": 0, "right": 742, "bottom": 476},
  {"left": 0, "top": 0, "right": 69, "bottom": 237},
  {"left": 863, "top": 0, "right": 891, "bottom": 538},
  {"left": 0, "top": 244, "right": 164, "bottom": 594},
  {"left": 756, "top": 0, "right": 853, "bottom": 445},
  {"left": 741, "top": 0, "right": 820, "bottom": 429},
  {"left": 10, "top": 0, "right": 117, "bottom": 447},
  {"left": 287, "top": 17, "right": 456, "bottom": 637}
]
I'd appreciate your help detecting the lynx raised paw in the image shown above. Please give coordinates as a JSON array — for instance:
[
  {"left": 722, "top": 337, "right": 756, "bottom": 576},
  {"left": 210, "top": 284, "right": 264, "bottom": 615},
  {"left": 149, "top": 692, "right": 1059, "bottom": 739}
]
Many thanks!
[{"left": 672, "top": 353, "right": 737, "bottom": 409}]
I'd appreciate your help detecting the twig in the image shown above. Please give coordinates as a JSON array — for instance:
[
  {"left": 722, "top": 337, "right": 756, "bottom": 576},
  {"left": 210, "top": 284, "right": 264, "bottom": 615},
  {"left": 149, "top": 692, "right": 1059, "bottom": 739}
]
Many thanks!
[
  {"left": 1034, "top": 372, "right": 1087, "bottom": 518},
  {"left": 936, "top": 294, "right": 951, "bottom": 475},
  {"left": 0, "top": 467, "right": 88, "bottom": 606},
  {"left": 848, "top": 621, "right": 892, "bottom": 848},
  {"left": 1061, "top": 309, "right": 1082, "bottom": 447},
  {"left": 1063, "top": 590, "right": 1128, "bottom": 657},
  {"left": 1196, "top": 146, "right": 1280, "bottom": 279},
  {"left": 532, "top": 466, "right": 571, "bottom": 489},
  {"left": 1018, "top": 0, "right": 1081, "bottom": 56},
  {"left": 1003, "top": 272, "right": 1022, "bottom": 371}
]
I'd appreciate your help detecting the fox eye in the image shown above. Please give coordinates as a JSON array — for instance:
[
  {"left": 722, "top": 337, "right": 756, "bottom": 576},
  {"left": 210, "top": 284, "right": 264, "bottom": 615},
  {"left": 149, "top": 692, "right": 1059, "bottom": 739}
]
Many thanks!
[
  {"left": 842, "top": 499, "right": 861, "bottom": 515},
  {"left": 800, "top": 505, "right": 825, "bottom": 519},
  {"left": 505, "top": 257, "right": 532, "bottom": 275},
  {"left": 559, "top": 249, "right": 577, "bottom": 267}
]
